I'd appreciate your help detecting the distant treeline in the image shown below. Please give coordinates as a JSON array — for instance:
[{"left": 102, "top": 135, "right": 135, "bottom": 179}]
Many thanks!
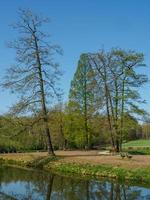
[{"left": 0, "top": 108, "right": 148, "bottom": 153}]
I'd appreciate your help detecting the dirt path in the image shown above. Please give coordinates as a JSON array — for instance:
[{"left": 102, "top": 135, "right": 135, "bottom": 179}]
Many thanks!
[{"left": 1, "top": 150, "right": 150, "bottom": 169}]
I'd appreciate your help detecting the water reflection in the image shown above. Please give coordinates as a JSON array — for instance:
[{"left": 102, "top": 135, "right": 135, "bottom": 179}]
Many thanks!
[{"left": 0, "top": 166, "right": 150, "bottom": 200}]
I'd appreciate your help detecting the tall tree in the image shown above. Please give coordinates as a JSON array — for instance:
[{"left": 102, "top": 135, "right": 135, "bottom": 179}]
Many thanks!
[
  {"left": 68, "top": 54, "right": 101, "bottom": 149},
  {"left": 2, "top": 9, "right": 62, "bottom": 155},
  {"left": 88, "top": 48, "right": 148, "bottom": 151}
]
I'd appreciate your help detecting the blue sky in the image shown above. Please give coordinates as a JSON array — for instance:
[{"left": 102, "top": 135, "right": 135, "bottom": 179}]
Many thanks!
[{"left": 0, "top": 0, "right": 150, "bottom": 114}]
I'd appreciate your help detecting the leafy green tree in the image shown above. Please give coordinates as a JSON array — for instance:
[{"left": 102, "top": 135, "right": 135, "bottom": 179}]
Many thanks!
[{"left": 68, "top": 54, "right": 101, "bottom": 149}]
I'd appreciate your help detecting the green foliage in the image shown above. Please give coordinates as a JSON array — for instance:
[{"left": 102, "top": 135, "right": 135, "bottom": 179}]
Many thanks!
[
  {"left": 0, "top": 115, "right": 46, "bottom": 152},
  {"left": 0, "top": 137, "right": 22, "bottom": 153},
  {"left": 66, "top": 54, "right": 102, "bottom": 148},
  {"left": 121, "top": 114, "right": 140, "bottom": 141}
]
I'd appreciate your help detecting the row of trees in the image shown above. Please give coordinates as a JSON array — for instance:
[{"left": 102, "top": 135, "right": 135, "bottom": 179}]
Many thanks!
[
  {"left": 68, "top": 50, "right": 148, "bottom": 151},
  {"left": 0, "top": 9, "right": 149, "bottom": 154},
  {"left": 0, "top": 105, "right": 142, "bottom": 152}
]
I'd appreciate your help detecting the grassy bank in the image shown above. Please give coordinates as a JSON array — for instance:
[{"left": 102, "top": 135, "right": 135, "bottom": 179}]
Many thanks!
[
  {"left": 45, "top": 162, "right": 150, "bottom": 184},
  {"left": 0, "top": 152, "right": 150, "bottom": 184}
]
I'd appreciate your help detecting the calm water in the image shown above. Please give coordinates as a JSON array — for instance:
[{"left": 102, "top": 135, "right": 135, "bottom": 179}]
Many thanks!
[{"left": 0, "top": 166, "right": 150, "bottom": 200}]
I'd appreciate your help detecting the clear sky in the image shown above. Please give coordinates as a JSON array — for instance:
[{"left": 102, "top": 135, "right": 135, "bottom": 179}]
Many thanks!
[{"left": 0, "top": 0, "right": 150, "bottom": 114}]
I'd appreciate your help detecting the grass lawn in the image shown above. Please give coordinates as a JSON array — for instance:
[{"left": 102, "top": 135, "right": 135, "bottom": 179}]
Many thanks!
[
  {"left": 123, "top": 139, "right": 150, "bottom": 148},
  {"left": 123, "top": 139, "right": 150, "bottom": 155}
]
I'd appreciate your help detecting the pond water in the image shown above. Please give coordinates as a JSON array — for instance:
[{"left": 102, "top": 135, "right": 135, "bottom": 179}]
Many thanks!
[{"left": 0, "top": 166, "right": 150, "bottom": 200}]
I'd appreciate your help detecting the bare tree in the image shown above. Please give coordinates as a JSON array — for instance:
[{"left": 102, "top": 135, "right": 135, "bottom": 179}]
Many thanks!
[
  {"left": 88, "top": 48, "right": 147, "bottom": 152},
  {"left": 2, "top": 9, "right": 62, "bottom": 155}
]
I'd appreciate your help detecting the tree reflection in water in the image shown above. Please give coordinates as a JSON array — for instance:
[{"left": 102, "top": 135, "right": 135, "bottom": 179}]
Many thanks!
[{"left": 0, "top": 166, "right": 150, "bottom": 200}]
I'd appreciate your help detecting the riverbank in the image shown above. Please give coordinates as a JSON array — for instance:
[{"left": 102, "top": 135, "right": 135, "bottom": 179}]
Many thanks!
[{"left": 0, "top": 151, "right": 150, "bottom": 184}]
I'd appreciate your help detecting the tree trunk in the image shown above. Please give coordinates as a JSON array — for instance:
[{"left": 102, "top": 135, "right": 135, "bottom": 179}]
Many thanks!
[
  {"left": 84, "top": 110, "right": 89, "bottom": 149},
  {"left": 104, "top": 79, "right": 115, "bottom": 149},
  {"left": 46, "top": 175, "right": 54, "bottom": 200},
  {"left": 120, "top": 77, "right": 125, "bottom": 151},
  {"left": 84, "top": 65, "right": 89, "bottom": 149},
  {"left": 116, "top": 138, "right": 120, "bottom": 152},
  {"left": 33, "top": 30, "right": 55, "bottom": 155},
  {"left": 114, "top": 79, "right": 120, "bottom": 152}
]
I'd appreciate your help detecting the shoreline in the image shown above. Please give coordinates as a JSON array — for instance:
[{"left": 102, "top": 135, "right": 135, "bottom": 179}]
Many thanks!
[{"left": 0, "top": 152, "right": 150, "bottom": 184}]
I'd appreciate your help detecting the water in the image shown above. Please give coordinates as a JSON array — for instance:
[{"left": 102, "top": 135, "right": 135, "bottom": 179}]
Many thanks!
[{"left": 0, "top": 166, "right": 150, "bottom": 200}]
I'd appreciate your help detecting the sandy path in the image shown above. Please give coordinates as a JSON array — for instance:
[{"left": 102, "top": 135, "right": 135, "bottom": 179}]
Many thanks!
[{"left": 1, "top": 150, "right": 150, "bottom": 169}]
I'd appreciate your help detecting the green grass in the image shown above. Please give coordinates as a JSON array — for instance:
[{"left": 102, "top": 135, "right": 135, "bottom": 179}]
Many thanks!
[
  {"left": 46, "top": 162, "right": 150, "bottom": 184},
  {"left": 123, "top": 139, "right": 150, "bottom": 155},
  {"left": 127, "top": 149, "right": 150, "bottom": 155},
  {"left": 123, "top": 139, "right": 150, "bottom": 148}
]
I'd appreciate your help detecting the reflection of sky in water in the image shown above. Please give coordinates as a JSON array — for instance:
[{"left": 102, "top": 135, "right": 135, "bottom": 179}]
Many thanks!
[
  {"left": 94, "top": 180, "right": 150, "bottom": 197},
  {"left": 0, "top": 181, "right": 44, "bottom": 200},
  {"left": 0, "top": 167, "right": 150, "bottom": 200},
  {"left": 1, "top": 181, "right": 150, "bottom": 200},
  {"left": 131, "top": 186, "right": 150, "bottom": 199}
]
